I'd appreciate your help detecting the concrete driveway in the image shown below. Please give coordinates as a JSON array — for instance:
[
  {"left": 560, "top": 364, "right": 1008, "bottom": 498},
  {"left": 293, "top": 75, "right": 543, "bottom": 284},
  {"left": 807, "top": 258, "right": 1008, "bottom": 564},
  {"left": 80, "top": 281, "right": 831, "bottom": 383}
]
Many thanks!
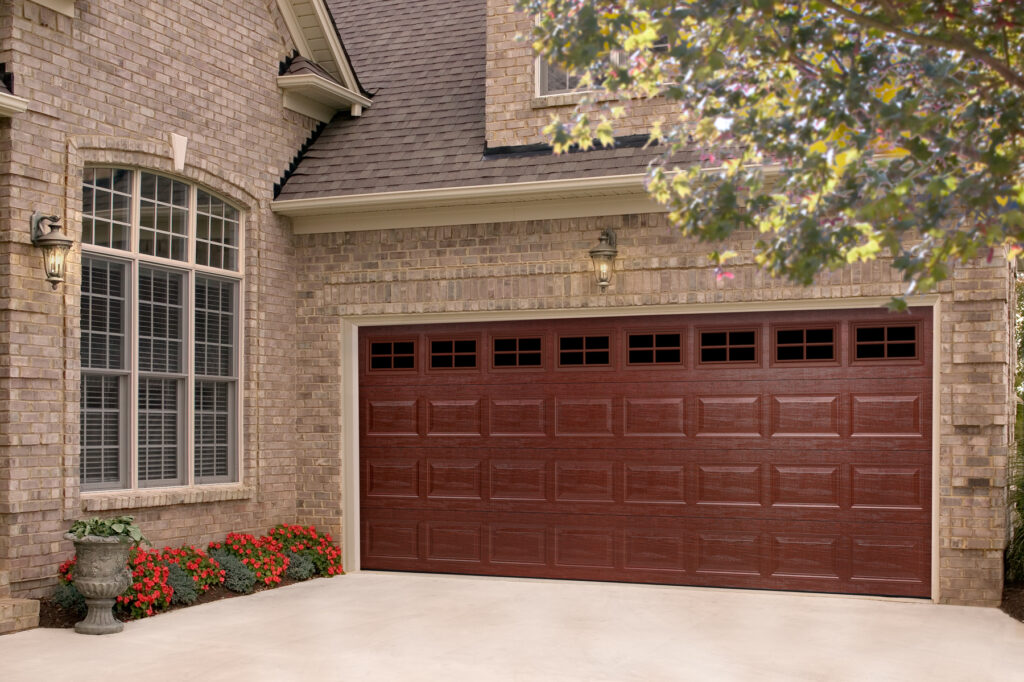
[{"left": 1, "top": 571, "right": 1022, "bottom": 681}]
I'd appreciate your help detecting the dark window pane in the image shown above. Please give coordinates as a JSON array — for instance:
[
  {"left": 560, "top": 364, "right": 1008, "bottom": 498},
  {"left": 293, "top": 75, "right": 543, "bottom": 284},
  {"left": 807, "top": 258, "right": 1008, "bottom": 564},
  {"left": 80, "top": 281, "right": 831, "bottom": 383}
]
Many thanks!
[
  {"left": 701, "top": 332, "right": 727, "bottom": 347},
  {"left": 393, "top": 356, "right": 415, "bottom": 369},
  {"left": 888, "top": 342, "right": 916, "bottom": 358},
  {"left": 585, "top": 351, "right": 609, "bottom": 364},
  {"left": 494, "top": 338, "right": 517, "bottom": 353},
  {"left": 777, "top": 346, "right": 804, "bottom": 361},
  {"left": 394, "top": 342, "right": 414, "bottom": 355},
  {"left": 777, "top": 329, "right": 804, "bottom": 345},
  {"left": 454, "top": 339, "right": 476, "bottom": 354},
  {"left": 630, "top": 334, "right": 654, "bottom": 349},
  {"left": 494, "top": 354, "right": 517, "bottom": 367},
  {"left": 560, "top": 337, "right": 584, "bottom": 351},
  {"left": 431, "top": 355, "right": 453, "bottom": 368},
  {"left": 586, "top": 336, "right": 609, "bottom": 350},
  {"left": 655, "top": 334, "right": 680, "bottom": 348},
  {"left": 806, "top": 328, "right": 834, "bottom": 344},
  {"left": 857, "top": 327, "right": 885, "bottom": 343},
  {"left": 729, "top": 347, "right": 756, "bottom": 362},
  {"left": 519, "top": 338, "right": 541, "bottom": 352},
  {"left": 730, "top": 331, "right": 756, "bottom": 346},
  {"left": 519, "top": 353, "right": 542, "bottom": 366},
  {"left": 702, "top": 347, "right": 727, "bottom": 363},
  {"left": 806, "top": 345, "right": 834, "bottom": 360},
  {"left": 856, "top": 343, "right": 885, "bottom": 359},
  {"left": 654, "top": 349, "right": 681, "bottom": 363},
  {"left": 561, "top": 351, "right": 584, "bottom": 365},
  {"left": 432, "top": 340, "right": 453, "bottom": 354},
  {"left": 629, "top": 349, "right": 654, "bottom": 364},
  {"left": 371, "top": 343, "right": 391, "bottom": 355},
  {"left": 887, "top": 326, "right": 916, "bottom": 341}
]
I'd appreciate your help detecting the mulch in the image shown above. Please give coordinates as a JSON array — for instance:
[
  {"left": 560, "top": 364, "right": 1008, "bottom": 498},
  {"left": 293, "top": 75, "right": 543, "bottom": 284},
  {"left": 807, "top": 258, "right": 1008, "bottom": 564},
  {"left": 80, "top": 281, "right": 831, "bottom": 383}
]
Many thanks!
[
  {"left": 1001, "top": 582, "right": 1024, "bottom": 623},
  {"left": 38, "top": 577, "right": 303, "bottom": 629}
]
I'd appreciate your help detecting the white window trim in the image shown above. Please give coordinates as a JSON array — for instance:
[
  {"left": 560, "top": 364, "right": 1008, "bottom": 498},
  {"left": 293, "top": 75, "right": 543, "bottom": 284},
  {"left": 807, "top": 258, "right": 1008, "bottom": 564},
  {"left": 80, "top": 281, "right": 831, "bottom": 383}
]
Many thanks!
[{"left": 80, "top": 168, "right": 245, "bottom": 493}]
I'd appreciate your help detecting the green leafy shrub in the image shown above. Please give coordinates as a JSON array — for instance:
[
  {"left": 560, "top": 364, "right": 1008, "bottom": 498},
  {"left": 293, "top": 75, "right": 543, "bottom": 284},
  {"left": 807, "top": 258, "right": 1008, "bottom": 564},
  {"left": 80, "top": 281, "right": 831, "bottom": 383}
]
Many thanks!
[
  {"left": 166, "top": 563, "right": 199, "bottom": 606},
  {"left": 52, "top": 582, "right": 86, "bottom": 616},
  {"left": 67, "top": 515, "right": 147, "bottom": 545},
  {"left": 208, "top": 548, "right": 256, "bottom": 594},
  {"left": 1007, "top": 403, "right": 1024, "bottom": 582},
  {"left": 285, "top": 551, "right": 316, "bottom": 581},
  {"left": 269, "top": 524, "right": 344, "bottom": 576}
]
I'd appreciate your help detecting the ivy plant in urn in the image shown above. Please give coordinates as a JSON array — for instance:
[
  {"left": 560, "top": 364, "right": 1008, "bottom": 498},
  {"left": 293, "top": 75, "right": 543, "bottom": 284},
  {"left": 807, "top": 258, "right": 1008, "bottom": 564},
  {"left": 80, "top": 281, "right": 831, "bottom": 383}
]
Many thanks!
[{"left": 65, "top": 516, "right": 148, "bottom": 635}]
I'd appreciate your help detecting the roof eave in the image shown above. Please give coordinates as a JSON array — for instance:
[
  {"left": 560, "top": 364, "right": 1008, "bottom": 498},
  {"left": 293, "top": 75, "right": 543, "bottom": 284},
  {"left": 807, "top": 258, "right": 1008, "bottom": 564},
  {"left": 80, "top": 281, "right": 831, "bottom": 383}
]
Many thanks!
[
  {"left": 278, "top": 73, "right": 372, "bottom": 122},
  {"left": 0, "top": 91, "right": 29, "bottom": 117},
  {"left": 271, "top": 174, "right": 664, "bottom": 233}
]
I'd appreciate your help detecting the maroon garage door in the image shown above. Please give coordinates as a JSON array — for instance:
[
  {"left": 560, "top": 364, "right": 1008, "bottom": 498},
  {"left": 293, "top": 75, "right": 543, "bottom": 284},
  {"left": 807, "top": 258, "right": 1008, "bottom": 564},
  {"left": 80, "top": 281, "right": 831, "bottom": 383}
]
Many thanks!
[{"left": 359, "top": 309, "right": 932, "bottom": 597}]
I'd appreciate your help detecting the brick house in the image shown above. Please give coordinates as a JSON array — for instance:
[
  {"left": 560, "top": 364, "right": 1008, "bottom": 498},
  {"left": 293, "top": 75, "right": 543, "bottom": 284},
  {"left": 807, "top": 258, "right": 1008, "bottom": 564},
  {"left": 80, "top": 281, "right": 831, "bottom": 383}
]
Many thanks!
[{"left": 0, "top": 0, "right": 1015, "bottom": 632}]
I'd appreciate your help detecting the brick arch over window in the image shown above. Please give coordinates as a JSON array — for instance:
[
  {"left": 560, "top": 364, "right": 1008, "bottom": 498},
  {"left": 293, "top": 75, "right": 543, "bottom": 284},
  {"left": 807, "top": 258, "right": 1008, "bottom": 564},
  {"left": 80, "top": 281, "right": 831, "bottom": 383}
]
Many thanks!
[{"left": 65, "top": 136, "right": 260, "bottom": 223}]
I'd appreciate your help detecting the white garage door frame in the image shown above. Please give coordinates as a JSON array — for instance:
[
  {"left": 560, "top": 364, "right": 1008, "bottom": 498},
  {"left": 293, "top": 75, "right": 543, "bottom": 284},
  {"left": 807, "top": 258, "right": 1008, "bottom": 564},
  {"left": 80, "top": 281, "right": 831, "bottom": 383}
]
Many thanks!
[{"left": 340, "top": 295, "right": 941, "bottom": 601}]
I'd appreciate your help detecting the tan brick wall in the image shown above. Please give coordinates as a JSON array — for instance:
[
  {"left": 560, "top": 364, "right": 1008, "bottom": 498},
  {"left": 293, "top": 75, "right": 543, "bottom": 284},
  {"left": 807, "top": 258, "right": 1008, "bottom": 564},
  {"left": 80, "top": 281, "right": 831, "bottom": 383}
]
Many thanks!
[
  {"left": 0, "top": 0, "right": 316, "bottom": 598},
  {"left": 486, "top": 0, "right": 678, "bottom": 148},
  {"left": 295, "top": 212, "right": 1014, "bottom": 606}
]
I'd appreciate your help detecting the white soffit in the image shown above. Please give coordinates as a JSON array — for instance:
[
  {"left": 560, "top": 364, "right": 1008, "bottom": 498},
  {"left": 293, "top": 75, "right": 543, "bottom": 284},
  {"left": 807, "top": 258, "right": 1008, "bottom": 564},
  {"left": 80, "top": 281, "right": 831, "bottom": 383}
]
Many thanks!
[
  {"left": 276, "top": 0, "right": 360, "bottom": 91},
  {"left": 271, "top": 174, "right": 666, "bottom": 233},
  {"left": 278, "top": 73, "right": 371, "bottom": 122},
  {"left": 31, "top": 0, "right": 74, "bottom": 17}
]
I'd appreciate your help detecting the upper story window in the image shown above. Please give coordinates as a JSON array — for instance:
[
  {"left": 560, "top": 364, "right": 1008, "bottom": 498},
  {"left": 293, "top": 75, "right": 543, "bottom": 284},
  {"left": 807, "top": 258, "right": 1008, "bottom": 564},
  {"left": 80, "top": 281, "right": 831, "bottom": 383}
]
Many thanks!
[
  {"left": 80, "top": 168, "right": 242, "bottom": 491},
  {"left": 538, "top": 61, "right": 583, "bottom": 95}
]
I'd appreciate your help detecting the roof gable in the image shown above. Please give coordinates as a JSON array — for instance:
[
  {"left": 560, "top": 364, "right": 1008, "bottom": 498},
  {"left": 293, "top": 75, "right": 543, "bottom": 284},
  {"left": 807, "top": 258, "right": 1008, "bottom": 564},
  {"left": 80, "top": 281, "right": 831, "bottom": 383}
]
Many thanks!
[{"left": 276, "top": 0, "right": 361, "bottom": 92}]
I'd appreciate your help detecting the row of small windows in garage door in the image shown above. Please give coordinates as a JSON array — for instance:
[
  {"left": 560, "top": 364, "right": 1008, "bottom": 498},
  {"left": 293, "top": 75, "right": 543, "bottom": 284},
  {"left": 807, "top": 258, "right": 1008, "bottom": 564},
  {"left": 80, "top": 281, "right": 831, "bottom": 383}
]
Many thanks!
[{"left": 368, "top": 324, "right": 918, "bottom": 371}]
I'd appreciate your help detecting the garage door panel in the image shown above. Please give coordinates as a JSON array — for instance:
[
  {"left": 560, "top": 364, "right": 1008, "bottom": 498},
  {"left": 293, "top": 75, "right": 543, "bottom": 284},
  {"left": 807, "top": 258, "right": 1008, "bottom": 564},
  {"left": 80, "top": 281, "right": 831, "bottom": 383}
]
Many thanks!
[
  {"left": 360, "top": 449, "right": 930, "bottom": 523},
  {"left": 361, "top": 310, "right": 932, "bottom": 598},
  {"left": 361, "top": 509, "right": 930, "bottom": 596}
]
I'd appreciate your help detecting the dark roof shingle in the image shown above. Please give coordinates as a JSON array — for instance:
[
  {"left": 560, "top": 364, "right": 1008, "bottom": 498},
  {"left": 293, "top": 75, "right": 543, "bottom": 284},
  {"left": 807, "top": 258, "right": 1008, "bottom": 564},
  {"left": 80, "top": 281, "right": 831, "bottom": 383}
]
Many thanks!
[{"left": 277, "top": 0, "right": 687, "bottom": 200}]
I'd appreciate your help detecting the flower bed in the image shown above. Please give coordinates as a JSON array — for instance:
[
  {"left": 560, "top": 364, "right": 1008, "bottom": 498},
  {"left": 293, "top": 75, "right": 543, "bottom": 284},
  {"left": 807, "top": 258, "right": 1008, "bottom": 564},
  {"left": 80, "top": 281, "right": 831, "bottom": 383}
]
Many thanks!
[{"left": 44, "top": 524, "right": 343, "bottom": 628}]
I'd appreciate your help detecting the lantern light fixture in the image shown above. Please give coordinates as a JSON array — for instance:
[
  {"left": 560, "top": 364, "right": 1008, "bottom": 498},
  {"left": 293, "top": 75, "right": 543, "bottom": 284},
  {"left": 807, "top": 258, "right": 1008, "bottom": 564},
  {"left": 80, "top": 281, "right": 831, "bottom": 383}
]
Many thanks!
[
  {"left": 30, "top": 211, "right": 73, "bottom": 290},
  {"left": 588, "top": 227, "right": 618, "bottom": 292}
]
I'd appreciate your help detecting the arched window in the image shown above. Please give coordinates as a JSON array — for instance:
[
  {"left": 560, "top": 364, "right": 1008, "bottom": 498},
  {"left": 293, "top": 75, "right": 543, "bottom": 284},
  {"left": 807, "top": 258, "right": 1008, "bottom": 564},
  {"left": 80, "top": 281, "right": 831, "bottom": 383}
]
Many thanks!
[{"left": 80, "top": 168, "right": 242, "bottom": 490}]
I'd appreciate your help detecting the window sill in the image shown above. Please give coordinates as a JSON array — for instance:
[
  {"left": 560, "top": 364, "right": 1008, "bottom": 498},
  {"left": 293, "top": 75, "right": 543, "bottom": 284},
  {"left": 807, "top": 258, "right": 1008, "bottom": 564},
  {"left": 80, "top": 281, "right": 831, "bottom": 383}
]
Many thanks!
[
  {"left": 81, "top": 484, "right": 254, "bottom": 512},
  {"left": 531, "top": 90, "right": 617, "bottom": 109}
]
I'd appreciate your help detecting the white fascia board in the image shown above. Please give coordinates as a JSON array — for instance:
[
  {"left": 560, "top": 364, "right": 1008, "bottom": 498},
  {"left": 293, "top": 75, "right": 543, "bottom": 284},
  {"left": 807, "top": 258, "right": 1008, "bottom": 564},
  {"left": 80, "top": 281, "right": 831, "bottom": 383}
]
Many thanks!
[
  {"left": 310, "top": 0, "right": 360, "bottom": 91},
  {"left": 271, "top": 174, "right": 663, "bottom": 233},
  {"left": 276, "top": 0, "right": 360, "bottom": 91},
  {"left": 30, "top": 0, "right": 74, "bottom": 17},
  {"left": 0, "top": 91, "right": 29, "bottom": 117},
  {"left": 274, "top": 174, "right": 652, "bottom": 216},
  {"left": 278, "top": 73, "right": 371, "bottom": 110}
]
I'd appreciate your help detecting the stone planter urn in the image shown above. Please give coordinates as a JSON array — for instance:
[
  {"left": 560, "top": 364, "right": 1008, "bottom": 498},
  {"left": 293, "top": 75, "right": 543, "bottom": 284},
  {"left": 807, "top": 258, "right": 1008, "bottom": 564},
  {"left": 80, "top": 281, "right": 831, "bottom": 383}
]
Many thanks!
[{"left": 64, "top": 533, "right": 132, "bottom": 635}]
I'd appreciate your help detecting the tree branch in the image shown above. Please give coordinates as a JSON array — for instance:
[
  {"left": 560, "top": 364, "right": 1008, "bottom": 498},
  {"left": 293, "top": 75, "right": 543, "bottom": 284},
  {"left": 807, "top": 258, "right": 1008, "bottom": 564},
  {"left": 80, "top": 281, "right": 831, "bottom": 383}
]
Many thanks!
[{"left": 818, "top": 0, "right": 1024, "bottom": 90}]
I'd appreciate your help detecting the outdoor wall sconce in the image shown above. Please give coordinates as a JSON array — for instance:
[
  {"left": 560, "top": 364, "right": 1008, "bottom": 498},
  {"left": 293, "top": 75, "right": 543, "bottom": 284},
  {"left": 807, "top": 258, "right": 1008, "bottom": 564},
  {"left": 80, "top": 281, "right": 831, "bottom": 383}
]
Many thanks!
[
  {"left": 30, "top": 211, "right": 73, "bottom": 289},
  {"left": 589, "top": 227, "right": 618, "bottom": 292}
]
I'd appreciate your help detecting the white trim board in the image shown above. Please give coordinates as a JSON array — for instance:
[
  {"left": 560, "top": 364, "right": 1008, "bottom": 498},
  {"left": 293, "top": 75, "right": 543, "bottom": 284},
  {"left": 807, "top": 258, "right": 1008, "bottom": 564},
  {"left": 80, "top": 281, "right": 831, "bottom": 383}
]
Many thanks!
[
  {"left": 273, "top": 174, "right": 662, "bottom": 232},
  {"left": 340, "top": 294, "right": 940, "bottom": 604},
  {"left": 30, "top": 0, "right": 73, "bottom": 17},
  {"left": 276, "top": 0, "right": 360, "bottom": 90},
  {"left": 0, "top": 91, "right": 29, "bottom": 117}
]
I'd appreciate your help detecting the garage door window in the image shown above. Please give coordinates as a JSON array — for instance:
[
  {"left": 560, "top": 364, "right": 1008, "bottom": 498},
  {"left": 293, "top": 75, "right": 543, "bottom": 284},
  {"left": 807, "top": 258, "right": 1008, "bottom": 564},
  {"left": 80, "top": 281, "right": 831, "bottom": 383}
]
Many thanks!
[
  {"left": 775, "top": 328, "right": 835, "bottom": 362},
  {"left": 430, "top": 339, "right": 477, "bottom": 369},
  {"left": 699, "top": 330, "right": 757, "bottom": 364},
  {"left": 369, "top": 340, "right": 416, "bottom": 370},
  {"left": 854, "top": 325, "right": 917, "bottom": 360},
  {"left": 559, "top": 335, "right": 610, "bottom": 366},
  {"left": 627, "top": 332, "right": 683, "bottom": 365},
  {"left": 493, "top": 337, "right": 542, "bottom": 367}
]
